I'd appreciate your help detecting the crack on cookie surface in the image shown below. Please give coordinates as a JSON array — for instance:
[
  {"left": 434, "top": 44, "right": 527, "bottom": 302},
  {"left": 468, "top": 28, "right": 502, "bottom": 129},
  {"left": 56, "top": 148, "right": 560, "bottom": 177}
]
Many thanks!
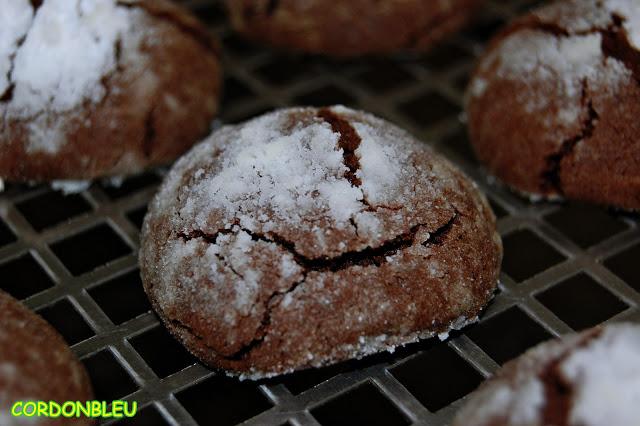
[
  {"left": 316, "top": 107, "right": 384, "bottom": 212},
  {"left": 30, "top": 0, "right": 44, "bottom": 10},
  {"left": 498, "top": 16, "right": 573, "bottom": 40},
  {"left": 539, "top": 359, "right": 573, "bottom": 426},
  {"left": 176, "top": 213, "right": 458, "bottom": 361},
  {"left": 422, "top": 214, "right": 457, "bottom": 246},
  {"left": 541, "top": 80, "right": 598, "bottom": 193},
  {"left": 0, "top": 83, "right": 15, "bottom": 103},
  {"left": 506, "top": 10, "right": 640, "bottom": 83},
  {"left": 317, "top": 108, "right": 363, "bottom": 188},
  {"left": 0, "top": 34, "right": 27, "bottom": 104},
  {"left": 225, "top": 275, "right": 306, "bottom": 361},
  {"left": 349, "top": 217, "right": 360, "bottom": 237},
  {"left": 480, "top": 5, "right": 639, "bottom": 200},
  {"left": 222, "top": 212, "right": 457, "bottom": 362},
  {"left": 114, "top": 38, "right": 124, "bottom": 71},
  {"left": 180, "top": 215, "right": 456, "bottom": 273},
  {"left": 601, "top": 13, "right": 640, "bottom": 83},
  {"left": 538, "top": 328, "right": 604, "bottom": 425},
  {"left": 0, "top": 30, "right": 28, "bottom": 130}
]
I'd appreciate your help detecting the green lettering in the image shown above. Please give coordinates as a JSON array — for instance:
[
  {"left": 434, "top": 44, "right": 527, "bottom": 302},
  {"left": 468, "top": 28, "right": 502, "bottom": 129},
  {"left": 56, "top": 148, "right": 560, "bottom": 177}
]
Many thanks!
[
  {"left": 102, "top": 401, "right": 112, "bottom": 418},
  {"left": 91, "top": 401, "right": 101, "bottom": 417},
  {"left": 23, "top": 402, "right": 36, "bottom": 417},
  {"left": 123, "top": 401, "right": 137, "bottom": 418},
  {"left": 37, "top": 401, "right": 48, "bottom": 416},
  {"left": 61, "top": 402, "right": 75, "bottom": 418},
  {"left": 49, "top": 401, "right": 61, "bottom": 418},
  {"left": 10, "top": 402, "right": 23, "bottom": 416},
  {"left": 111, "top": 401, "right": 123, "bottom": 418},
  {"left": 76, "top": 401, "right": 91, "bottom": 418}
]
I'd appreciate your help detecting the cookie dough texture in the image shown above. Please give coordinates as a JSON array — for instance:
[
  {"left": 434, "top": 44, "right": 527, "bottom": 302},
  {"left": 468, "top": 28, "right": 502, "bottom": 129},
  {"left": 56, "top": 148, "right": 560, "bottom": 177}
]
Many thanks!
[
  {"left": 140, "top": 106, "right": 502, "bottom": 378},
  {"left": 0, "top": 291, "right": 93, "bottom": 426},
  {"left": 453, "top": 322, "right": 640, "bottom": 426},
  {"left": 0, "top": 0, "right": 221, "bottom": 183},
  {"left": 467, "top": 0, "right": 640, "bottom": 210},
  {"left": 227, "top": 0, "right": 484, "bottom": 56}
]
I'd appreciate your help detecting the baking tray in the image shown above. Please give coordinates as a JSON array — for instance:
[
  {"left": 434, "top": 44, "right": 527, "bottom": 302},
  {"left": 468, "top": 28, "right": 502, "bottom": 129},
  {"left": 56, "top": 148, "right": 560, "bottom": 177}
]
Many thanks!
[{"left": 1, "top": 0, "right": 638, "bottom": 425}]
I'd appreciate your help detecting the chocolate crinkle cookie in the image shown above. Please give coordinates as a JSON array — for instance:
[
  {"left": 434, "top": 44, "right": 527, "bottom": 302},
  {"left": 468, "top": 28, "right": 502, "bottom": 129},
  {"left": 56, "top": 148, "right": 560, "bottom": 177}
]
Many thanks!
[
  {"left": 467, "top": 0, "right": 640, "bottom": 210},
  {"left": 453, "top": 322, "right": 640, "bottom": 426},
  {"left": 0, "top": 0, "right": 221, "bottom": 183},
  {"left": 140, "top": 106, "right": 502, "bottom": 379},
  {"left": 227, "top": 0, "right": 485, "bottom": 56},
  {"left": 0, "top": 291, "right": 93, "bottom": 426}
]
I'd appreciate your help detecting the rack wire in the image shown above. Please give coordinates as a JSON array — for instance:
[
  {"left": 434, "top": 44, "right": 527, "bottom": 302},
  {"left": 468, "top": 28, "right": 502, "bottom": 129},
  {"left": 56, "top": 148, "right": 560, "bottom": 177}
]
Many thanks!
[{"left": 1, "top": 0, "right": 638, "bottom": 425}]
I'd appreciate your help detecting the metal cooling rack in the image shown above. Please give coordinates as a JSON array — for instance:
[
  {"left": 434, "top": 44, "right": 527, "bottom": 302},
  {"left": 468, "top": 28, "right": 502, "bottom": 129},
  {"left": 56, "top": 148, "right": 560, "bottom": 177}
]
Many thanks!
[{"left": 1, "top": 0, "right": 639, "bottom": 425}]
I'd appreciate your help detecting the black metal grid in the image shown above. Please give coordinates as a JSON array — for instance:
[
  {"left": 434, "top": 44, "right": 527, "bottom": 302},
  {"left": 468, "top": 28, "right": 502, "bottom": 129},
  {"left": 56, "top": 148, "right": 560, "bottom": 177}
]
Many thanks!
[{"left": 1, "top": 0, "right": 638, "bottom": 425}]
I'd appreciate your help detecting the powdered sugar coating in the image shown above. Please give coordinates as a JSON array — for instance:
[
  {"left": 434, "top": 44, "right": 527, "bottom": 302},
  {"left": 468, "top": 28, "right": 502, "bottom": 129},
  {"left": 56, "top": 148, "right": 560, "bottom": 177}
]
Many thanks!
[
  {"left": 463, "top": 377, "right": 545, "bottom": 425},
  {"left": 0, "top": 0, "right": 32, "bottom": 97},
  {"left": 474, "top": 29, "right": 630, "bottom": 128},
  {"left": 159, "top": 106, "right": 437, "bottom": 259},
  {"left": 534, "top": 0, "right": 640, "bottom": 49},
  {"left": 141, "top": 106, "right": 502, "bottom": 378},
  {"left": 0, "top": 0, "right": 154, "bottom": 153},
  {"left": 178, "top": 114, "right": 360, "bottom": 229},
  {"left": 465, "top": 0, "right": 640, "bottom": 208},
  {"left": 562, "top": 324, "right": 640, "bottom": 426},
  {"left": 469, "top": 0, "right": 638, "bottom": 131},
  {"left": 147, "top": 106, "right": 445, "bottom": 321},
  {"left": 9, "top": 0, "right": 129, "bottom": 117},
  {"left": 453, "top": 323, "right": 640, "bottom": 426}
]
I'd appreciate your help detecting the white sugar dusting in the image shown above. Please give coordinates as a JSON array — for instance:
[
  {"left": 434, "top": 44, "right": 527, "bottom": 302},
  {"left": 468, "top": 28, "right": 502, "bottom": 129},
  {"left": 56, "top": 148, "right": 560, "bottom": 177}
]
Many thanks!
[
  {"left": 0, "top": 0, "right": 33, "bottom": 97},
  {"left": 142, "top": 106, "right": 497, "bottom": 380},
  {"left": 474, "top": 0, "right": 638, "bottom": 128},
  {"left": 50, "top": 179, "right": 91, "bottom": 194},
  {"left": 467, "top": 378, "right": 545, "bottom": 425},
  {"left": 561, "top": 323, "right": 640, "bottom": 426},
  {"left": 9, "top": 0, "right": 129, "bottom": 117},
  {"left": 533, "top": 0, "right": 611, "bottom": 33},
  {"left": 24, "top": 115, "right": 67, "bottom": 154},
  {"left": 353, "top": 122, "right": 402, "bottom": 205},
  {"left": 179, "top": 108, "right": 406, "bottom": 233},
  {"left": 1, "top": 0, "right": 155, "bottom": 154},
  {"left": 353, "top": 211, "right": 381, "bottom": 239},
  {"left": 279, "top": 255, "right": 299, "bottom": 279},
  {"left": 608, "top": 0, "right": 640, "bottom": 50},
  {"left": 487, "top": 31, "right": 615, "bottom": 118},
  {"left": 455, "top": 323, "right": 640, "bottom": 426},
  {"left": 469, "top": 77, "right": 487, "bottom": 98},
  {"left": 532, "top": 0, "right": 640, "bottom": 48}
]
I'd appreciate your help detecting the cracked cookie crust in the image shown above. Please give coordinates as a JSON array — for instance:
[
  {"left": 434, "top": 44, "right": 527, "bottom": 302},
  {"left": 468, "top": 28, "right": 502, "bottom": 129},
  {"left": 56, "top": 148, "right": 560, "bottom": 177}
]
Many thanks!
[
  {"left": 140, "top": 106, "right": 502, "bottom": 379},
  {"left": 226, "top": 0, "right": 485, "bottom": 57},
  {"left": 452, "top": 323, "right": 640, "bottom": 426},
  {"left": 0, "top": 0, "right": 221, "bottom": 183},
  {"left": 466, "top": 0, "right": 640, "bottom": 210}
]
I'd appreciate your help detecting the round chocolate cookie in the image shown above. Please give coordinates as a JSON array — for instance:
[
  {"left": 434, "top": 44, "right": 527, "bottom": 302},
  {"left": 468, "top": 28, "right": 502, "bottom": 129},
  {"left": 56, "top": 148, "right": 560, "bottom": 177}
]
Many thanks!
[
  {"left": 466, "top": 0, "right": 640, "bottom": 210},
  {"left": 0, "top": 0, "right": 221, "bottom": 183},
  {"left": 227, "top": 0, "right": 484, "bottom": 56},
  {"left": 140, "top": 105, "right": 502, "bottom": 379},
  {"left": 0, "top": 291, "right": 93, "bottom": 426},
  {"left": 453, "top": 322, "right": 640, "bottom": 426}
]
